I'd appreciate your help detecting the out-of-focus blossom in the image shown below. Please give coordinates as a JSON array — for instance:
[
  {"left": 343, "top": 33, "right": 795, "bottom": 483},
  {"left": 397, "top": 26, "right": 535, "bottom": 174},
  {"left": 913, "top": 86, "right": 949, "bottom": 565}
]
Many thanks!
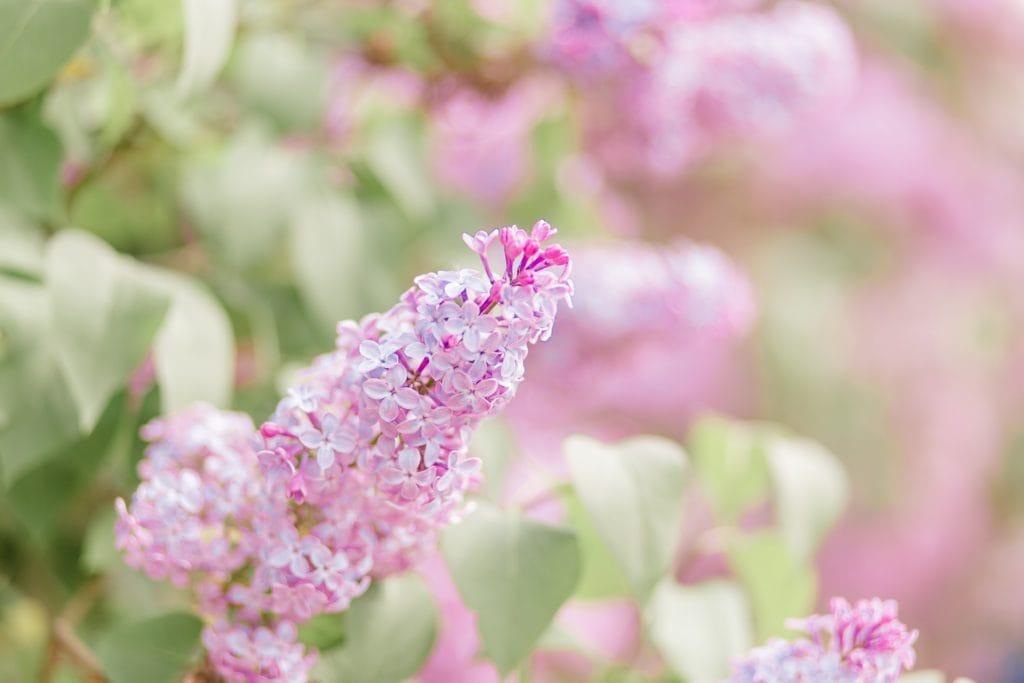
[
  {"left": 728, "top": 597, "right": 918, "bottom": 683},
  {"left": 202, "top": 620, "right": 317, "bottom": 683},
  {"left": 510, "top": 238, "right": 754, "bottom": 442},
  {"left": 548, "top": 0, "right": 856, "bottom": 177},
  {"left": 640, "top": 1, "right": 856, "bottom": 175},
  {"left": 429, "top": 80, "right": 558, "bottom": 206}
]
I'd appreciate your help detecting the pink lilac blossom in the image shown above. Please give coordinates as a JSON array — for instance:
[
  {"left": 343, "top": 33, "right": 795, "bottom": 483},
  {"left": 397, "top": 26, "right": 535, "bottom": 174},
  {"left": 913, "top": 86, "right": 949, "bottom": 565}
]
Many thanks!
[
  {"left": 509, "top": 239, "right": 754, "bottom": 445},
  {"left": 729, "top": 597, "right": 918, "bottom": 683},
  {"left": 550, "top": 0, "right": 856, "bottom": 178},
  {"left": 428, "top": 80, "right": 557, "bottom": 206},
  {"left": 116, "top": 223, "right": 572, "bottom": 683},
  {"left": 202, "top": 620, "right": 316, "bottom": 683}
]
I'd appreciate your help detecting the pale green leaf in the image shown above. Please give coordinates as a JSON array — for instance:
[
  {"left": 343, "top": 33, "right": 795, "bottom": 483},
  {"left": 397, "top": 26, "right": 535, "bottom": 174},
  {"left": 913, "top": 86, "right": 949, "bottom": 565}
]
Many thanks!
[
  {"left": 727, "top": 531, "right": 816, "bottom": 640},
  {"left": 139, "top": 268, "right": 234, "bottom": 413},
  {"left": 290, "top": 192, "right": 363, "bottom": 332},
  {"left": 0, "top": 105, "right": 62, "bottom": 221},
  {"left": 175, "top": 0, "right": 237, "bottom": 98},
  {"left": 0, "top": 276, "right": 80, "bottom": 486},
  {"left": 442, "top": 502, "right": 581, "bottom": 675},
  {"left": 365, "top": 119, "right": 435, "bottom": 221},
  {"left": 312, "top": 575, "right": 436, "bottom": 683},
  {"left": 231, "top": 32, "right": 328, "bottom": 131},
  {"left": 687, "top": 416, "right": 772, "bottom": 521},
  {"left": 565, "top": 435, "right": 687, "bottom": 602},
  {"left": 766, "top": 434, "right": 849, "bottom": 564},
  {"left": 97, "top": 613, "right": 202, "bottom": 683},
  {"left": 0, "top": 0, "right": 96, "bottom": 106},
  {"left": 46, "top": 231, "right": 171, "bottom": 432},
  {"left": 646, "top": 579, "right": 752, "bottom": 683},
  {"left": 181, "top": 129, "right": 310, "bottom": 269}
]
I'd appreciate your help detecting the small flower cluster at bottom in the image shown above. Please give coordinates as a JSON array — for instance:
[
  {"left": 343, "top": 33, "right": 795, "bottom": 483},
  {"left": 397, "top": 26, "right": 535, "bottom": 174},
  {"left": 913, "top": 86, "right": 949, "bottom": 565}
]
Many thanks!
[{"left": 728, "top": 597, "right": 918, "bottom": 683}]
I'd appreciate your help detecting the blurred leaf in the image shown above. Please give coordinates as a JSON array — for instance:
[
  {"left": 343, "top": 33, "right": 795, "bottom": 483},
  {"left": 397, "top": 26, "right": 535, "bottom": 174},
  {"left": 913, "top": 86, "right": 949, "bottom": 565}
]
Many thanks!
[
  {"left": 687, "top": 416, "right": 771, "bottom": 522},
  {"left": 5, "top": 392, "right": 124, "bottom": 538},
  {"left": 0, "top": 105, "right": 62, "bottom": 221},
  {"left": 137, "top": 268, "right": 234, "bottom": 413},
  {"left": 97, "top": 612, "right": 202, "bottom": 683},
  {"left": 181, "top": 129, "right": 309, "bottom": 269},
  {"left": 231, "top": 32, "right": 328, "bottom": 131},
  {"left": 470, "top": 417, "right": 516, "bottom": 503},
  {"left": 727, "top": 531, "right": 815, "bottom": 641},
  {"left": 562, "top": 489, "right": 630, "bottom": 600},
  {"left": 312, "top": 575, "right": 436, "bottom": 683},
  {"left": 81, "top": 505, "right": 117, "bottom": 573},
  {"left": 297, "top": 612, "right": 345, "bottom": 652},
  {"left": 0, "top": 276, "right": 80, "bottom": 486},
  {"left": 0, "top": 0, "right": 96, "bottom": 106},
  {"left": 176, "top": 0, "right": 237, "bottom": 98},
  {"left": 766, "top": 434, "right": 849, "bottom": 564},
  {"left": 46, "top": 231, "right": 170, "bottom": 431},
  {"left": 898, "top": 673, "right": 949, "bottom": 683},
  {"left": 442, "top": 502, "right": 581, "bottom": 675},
  {"left": 646, "top": 579, "right": 752, "bottom": 683},
  {"left": 289, "top": 192, "right": 363, "bottom": 332},
  {"left": 565, "top": 435, "right": 687, "bottom": 603},
  {"left": 364, "top": 118, "right": 434, "bottom": 221},
  {"left": 68, "top": 142, "right": 180, "bottom": 254},
  {"left": 0, "top": 210, "right": 45, "bottom": 278}
]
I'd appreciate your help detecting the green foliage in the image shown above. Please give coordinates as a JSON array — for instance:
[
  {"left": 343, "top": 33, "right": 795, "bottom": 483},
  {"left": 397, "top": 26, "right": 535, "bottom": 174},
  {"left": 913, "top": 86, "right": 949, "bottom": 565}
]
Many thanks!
[
  {"left": 646, "top": 579, "right": 752, "bottom": 683},
  {"left": 727, "top": 531, "right": 816, "bottom": 641},
  {"left": 0, "top": 105, "right": 63, "bottom": 222},
  {"left": 96, "top": 612, "right": 203, "bottom": 683},
  {"left": 565, "top": 435, "right": 688, "bottom": 603},
  {"left": 46, "top": 231, "right": 170, "bottom": 431},
  {"left": 687, "top": 415, "right": 773, "bottom": 521},
  {"left": 442, "top": 502, "right": 581, "bottom": 675},
  {"left": 765, "top": 433, "right": 849, "bottom": 564},
  {"left": 0, "top": 0, "right": 96, "bottom": 106},
  {"left": 313, "top": 574, "right": 437, "bottom": 683}
]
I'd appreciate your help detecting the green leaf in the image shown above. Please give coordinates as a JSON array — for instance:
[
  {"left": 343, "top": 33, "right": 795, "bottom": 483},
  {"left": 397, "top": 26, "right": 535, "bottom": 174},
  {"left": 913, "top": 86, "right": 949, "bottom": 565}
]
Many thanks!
[
  {"left": 290, "top": 192, "right": 364, "bottom": 332},
  {"left": 297, "top": 612, "right": 346, "bottom": 652},
  {"left": 766, "top": 434, "right": 849, "bottom": 564},
  {"left": 0, "top": 105, "right": 62, "bottom": 221},
  {"left": 97, "top": 612, "right": 203, "bottom": 683},
  {"left": 181, "top": 129, "right": 310, "bottom": 270},
  {"left": 364, "top": 118, "right": 435, "bottom": 221},
  {"left": 45, "top": 231, "right": 171, "bottom": 432},
  {"left": 6, "top": 392, "right": 124, "bottom": 537},
  {"left": 565, "top": 435, "right": 687, "bottom": 602},
  {"left": 0, "top": 0, "right": 96, "bottom": 106},
  {"left": 646, "top": 579, "right": 752, "bottom": 683},
  {"left": 137, "top": 268, "right": 234, "bottom": 413},
  {"left": 727, "top": 531, "right": 816, "bottom": 640},
  {"left": 898, "top": 672, "right": 949, "bottom": 683},
  {"left": 312, "top": 575, "right": 436, "bottom": 683},
  {"left": 175, "top": 0, "right": 237, "bottom": 98},
  {"left": 81, "top": 505, "right": 117, "bottom": 573},
  {"left": 0, "top": 276, "right": 80, "bottom": 486},
  {"left": 687, "top": 416, "right": 772, "bottom": 522},
  {"left": 470, "top": 417, "right": 516, "bottom": 504},
  {"left": 231, "top": 32, "right": 328, "bottom": 131},
  {"left": 0, "top": 210, "right": 45, "bottom": 278},
  {"left": 442, "top": 502, "right": 581, "bottom": 675},
  {"left": 562, "top": 489, "right": 630, "bottom": 600}
]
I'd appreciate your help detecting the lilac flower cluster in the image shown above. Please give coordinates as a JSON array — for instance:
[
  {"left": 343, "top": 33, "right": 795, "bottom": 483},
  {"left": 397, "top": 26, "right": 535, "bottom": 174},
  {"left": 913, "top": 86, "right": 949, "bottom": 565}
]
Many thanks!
[
  {"left": 115, "top": 222, "right": 572, "bottom": 682},
  {"left": 728, "top": 597, "right": 919, "bottom": 683},
  {"left": 547, "top": 0, "right": 856, "bottom": 177},
  {"left": 510, "top": 239, "right": 754, "bottom": 434}
]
